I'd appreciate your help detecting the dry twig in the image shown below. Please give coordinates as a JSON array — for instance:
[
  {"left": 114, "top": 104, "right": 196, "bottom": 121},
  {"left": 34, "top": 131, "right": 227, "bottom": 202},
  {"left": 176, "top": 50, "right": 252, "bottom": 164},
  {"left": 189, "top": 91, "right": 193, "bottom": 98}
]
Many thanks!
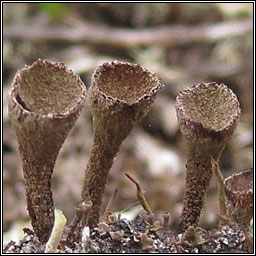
[
  {"left": 244, "top": 231, "right": 253, "bottom": 253},
  {"left": 102, "top": 189, "right": 118, "bottom": 222},
  {"left": 125, "top": 173, "right": 153, "bottom": 216},
  {"left": 162, "top": 212, "right": 171, "bottom": 232},
  {"left": 211, "top": 156, "right": 228, "bottom": 222}
]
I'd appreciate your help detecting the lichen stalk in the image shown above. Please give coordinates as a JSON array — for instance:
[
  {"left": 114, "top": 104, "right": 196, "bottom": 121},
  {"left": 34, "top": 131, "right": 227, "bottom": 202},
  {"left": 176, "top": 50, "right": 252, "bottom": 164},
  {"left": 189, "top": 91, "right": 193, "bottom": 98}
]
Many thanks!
[
  {"left": 8, "top": 59, "right": 86, "bottom": 242},
  {"left": 81, "top": 133, "right": 121, "bottom": 226},
  {"left": 181, "top": 151, "right": 213, "bottom": 230},
  {"left": 175, "top": 82, "right": 240, "bottom": 232},
  {"left": 81, "top": 61, "right": 162, "bottom": 226}
]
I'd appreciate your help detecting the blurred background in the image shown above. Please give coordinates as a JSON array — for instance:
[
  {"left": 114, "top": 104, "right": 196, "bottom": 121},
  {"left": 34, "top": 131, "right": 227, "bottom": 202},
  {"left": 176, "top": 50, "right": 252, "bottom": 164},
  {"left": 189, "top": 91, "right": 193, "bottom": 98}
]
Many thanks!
[{"left": 3, "top": 3, "right": 253, "bottom": 242}]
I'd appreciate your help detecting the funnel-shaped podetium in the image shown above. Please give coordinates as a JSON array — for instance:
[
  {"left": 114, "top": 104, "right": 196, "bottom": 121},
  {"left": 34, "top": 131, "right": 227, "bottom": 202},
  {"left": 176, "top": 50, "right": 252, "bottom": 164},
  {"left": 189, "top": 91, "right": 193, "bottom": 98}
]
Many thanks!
[
  {"left": 224, "top": 168, "right": 253, "bottom": 230},
  {"left": 175, "top": 82, "right": 240, "bottom": 232},
  {"left": 81, "top": 61, "right": 163, "bottom": 226},
  {"left": 8, "top": 59, "right": 86, "bottom": 243}
]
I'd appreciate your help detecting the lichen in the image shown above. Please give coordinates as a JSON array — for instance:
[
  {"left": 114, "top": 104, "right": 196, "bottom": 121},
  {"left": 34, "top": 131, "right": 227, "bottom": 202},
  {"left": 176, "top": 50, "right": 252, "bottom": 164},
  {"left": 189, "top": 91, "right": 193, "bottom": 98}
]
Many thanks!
[
  {"left": 8, "top": 59, "right": 86, "bottom": 242},
  {"left": 224, "top": 168, "right": 253, "bottom": 230},
  {"left": 175, "top": 82, "right": 241, "bottom": 231},
  {"left": 81, "top": 61, "right": 163, "bottom": 226}
]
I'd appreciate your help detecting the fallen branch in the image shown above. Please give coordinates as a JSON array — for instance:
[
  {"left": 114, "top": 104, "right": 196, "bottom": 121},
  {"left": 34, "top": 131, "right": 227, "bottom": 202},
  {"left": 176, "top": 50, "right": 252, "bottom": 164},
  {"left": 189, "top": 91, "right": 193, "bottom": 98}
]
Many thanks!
[{"left": 3, "top": 19, "right": 252, "bottom": 48}]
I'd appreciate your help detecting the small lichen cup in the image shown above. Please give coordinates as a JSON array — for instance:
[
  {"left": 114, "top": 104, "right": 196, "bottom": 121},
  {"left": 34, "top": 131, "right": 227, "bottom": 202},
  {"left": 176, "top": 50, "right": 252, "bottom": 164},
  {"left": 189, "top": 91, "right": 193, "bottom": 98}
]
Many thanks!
[
  {"left": 8, "top": 59, "right": 86, "bottom": 242},
  {"left": 175, "top": 82, "right": 241, "bottom": 232},
  {"left": 224, "top": 168, "right": 253, "bottom": 231},
  {"left": 81, "top": 61, "right": 163, "bottom": 226}
]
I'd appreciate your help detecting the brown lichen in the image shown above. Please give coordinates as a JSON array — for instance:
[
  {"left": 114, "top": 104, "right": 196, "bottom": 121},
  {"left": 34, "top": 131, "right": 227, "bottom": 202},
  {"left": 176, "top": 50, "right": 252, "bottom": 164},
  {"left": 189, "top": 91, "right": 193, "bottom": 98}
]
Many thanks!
[
  {"left": 8, "top": 59, "right": 86, "bottom": 242},
  {"left": 175, "top": 82, "right": 240, "bottom": 232},
  {"left": 224, "top": 168, "right": 253, "bottom": 230},
  {"left": 81, "top": 61, "right": 163, "bottom": 227}
]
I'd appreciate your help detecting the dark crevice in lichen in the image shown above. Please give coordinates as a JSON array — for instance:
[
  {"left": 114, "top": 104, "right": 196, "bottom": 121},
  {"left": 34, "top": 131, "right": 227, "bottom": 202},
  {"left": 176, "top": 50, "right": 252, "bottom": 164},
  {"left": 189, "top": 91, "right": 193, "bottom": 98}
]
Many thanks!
[{"left": 16, "top": 93, "right": 31, "bottom": 111}]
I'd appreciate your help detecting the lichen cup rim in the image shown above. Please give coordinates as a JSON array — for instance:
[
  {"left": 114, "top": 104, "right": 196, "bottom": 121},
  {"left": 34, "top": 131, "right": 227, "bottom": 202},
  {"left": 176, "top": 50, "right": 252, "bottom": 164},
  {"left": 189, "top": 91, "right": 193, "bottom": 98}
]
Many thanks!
[
  {"left": 175, "top": 82, "right": 241, "bottom": 136},
  {"left": 224, "top": 168, "right": 253, "bottom": 207},
  {"left": 8, "top": 58, "right": 86, "bottom": 121},
  {"left": 90, "top": 60, "right": 163, "bottom": 106}
]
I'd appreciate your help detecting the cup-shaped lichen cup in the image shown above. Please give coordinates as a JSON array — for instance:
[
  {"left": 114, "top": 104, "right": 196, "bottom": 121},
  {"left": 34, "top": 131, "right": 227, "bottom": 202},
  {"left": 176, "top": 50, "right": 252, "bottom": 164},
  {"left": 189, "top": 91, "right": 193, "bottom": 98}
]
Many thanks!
[
  {"left": 224, "top": 168, "right": 253, "bottom": 230},
  {"left": 8, "top": 59, "right": 86, "bottom": 242},
  {"left": 175, "top": 82, "right": 240, "bottom": 232},
  {"left": 81, "top": 61, "right": 163, "bottom": 226}
]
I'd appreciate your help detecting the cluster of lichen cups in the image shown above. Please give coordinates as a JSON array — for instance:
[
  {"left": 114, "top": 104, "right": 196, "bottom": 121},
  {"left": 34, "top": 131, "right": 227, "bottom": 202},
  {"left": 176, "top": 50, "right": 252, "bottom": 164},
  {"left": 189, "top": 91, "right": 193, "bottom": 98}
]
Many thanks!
[
  {"left": 8, "top": 59, "right": 251, "bottom": 247},
  {"left": 8, "top": 59, "right": 162, "bottom": 243}
]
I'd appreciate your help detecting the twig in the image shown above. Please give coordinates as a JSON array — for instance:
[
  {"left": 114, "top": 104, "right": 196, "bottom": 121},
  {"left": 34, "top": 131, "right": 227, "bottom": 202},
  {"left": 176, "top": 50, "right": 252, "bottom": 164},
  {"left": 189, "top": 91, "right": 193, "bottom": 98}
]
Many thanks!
[
  {"left": 125, "top": 173, "right": 153, "bottom": 216},
  {"left": 119, "top": 200, "right": 140, "bottom": 213},
  {"left": 174, "top": 243, "right": 183, "bottom": 253},
  {"left": 211, "top": 156, "right": 228, "bottom": 225},
  {"left": 162, "top": 212, "right": 171, "bottom": 232},
  {"left": 102, "top": 189, "right": 118, "bottom": 222},
  {"left": 3, "top": 19, "right": 252, "bottom": 48},
  {"left": 217, "top": 214, "right": 231, "bottom": 224},
  {"left": 45, "top": 209, "right": 67, "bottom": 253},
  {"left": 244, "top": 231, "right": 253, "bottom": 253}
]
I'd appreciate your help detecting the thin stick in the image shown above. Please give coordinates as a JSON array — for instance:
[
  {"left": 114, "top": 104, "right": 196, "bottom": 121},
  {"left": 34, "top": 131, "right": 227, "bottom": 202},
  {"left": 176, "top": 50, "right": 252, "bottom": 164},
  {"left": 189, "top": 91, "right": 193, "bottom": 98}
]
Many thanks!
[
  {"left": 162, "top": 212, "right": 171, "bottom": 232},
  {"left": 244, "top": 231, "right": 253, "bottom": 253},
  {"left": 217, "top": 214, "right": 230, "bottom": 224},
  {"left": 45, "top": 209, "right": 67, "bottom": 253},
  {"left": 125, "top": 173, "right": 153, "bottom": 216},
  {"left": 102, "top": 189, "right": 118, "bottom": 222},
  {"left": 119, "top": 200, "right": 140, "bottom": 213},
  {"left": 174, "top": 243, "right": 183, "bottom": 253},
  {"left": 211, "top": 156, "right": 227, "bottom": 219}
]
